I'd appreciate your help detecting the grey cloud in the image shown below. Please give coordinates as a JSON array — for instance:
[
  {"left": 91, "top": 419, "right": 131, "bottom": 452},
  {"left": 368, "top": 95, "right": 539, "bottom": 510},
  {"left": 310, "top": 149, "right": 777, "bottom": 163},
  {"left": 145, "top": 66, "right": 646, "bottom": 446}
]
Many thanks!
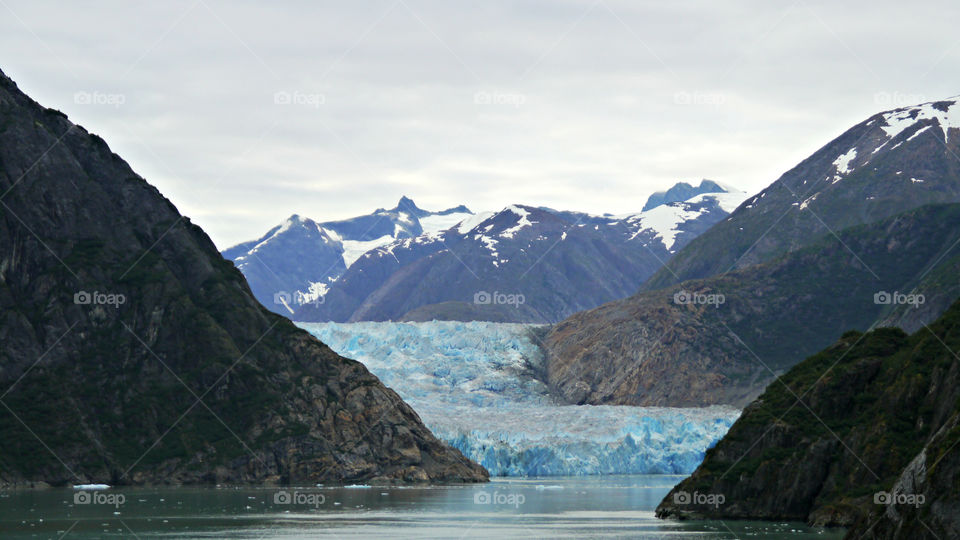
[{"left": 1, "top": 0, "right": 957, "bottom": 247}]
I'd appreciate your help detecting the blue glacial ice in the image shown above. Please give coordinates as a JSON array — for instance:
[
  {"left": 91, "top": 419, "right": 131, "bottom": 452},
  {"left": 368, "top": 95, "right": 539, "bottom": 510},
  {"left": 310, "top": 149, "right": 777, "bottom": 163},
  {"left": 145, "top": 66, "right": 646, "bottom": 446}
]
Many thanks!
[{"left": 298, "top": 320, "right": 739, "bottom": 477}]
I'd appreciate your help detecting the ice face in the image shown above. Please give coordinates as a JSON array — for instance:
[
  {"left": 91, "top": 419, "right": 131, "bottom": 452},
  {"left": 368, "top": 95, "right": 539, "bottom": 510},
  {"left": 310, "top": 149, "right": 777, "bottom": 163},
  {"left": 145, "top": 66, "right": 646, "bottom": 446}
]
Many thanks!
[
  {"left": 298, "top": 321, "right": 739, "bottom": 476},
  {"left": 421, "top": 402, "right": 738, "bottom": 476}
]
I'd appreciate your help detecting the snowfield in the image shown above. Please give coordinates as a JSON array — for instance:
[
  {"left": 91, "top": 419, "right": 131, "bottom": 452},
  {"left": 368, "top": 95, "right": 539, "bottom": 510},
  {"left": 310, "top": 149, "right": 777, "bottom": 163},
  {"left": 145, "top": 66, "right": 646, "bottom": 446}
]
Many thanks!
[{"left": 298, "top": 320, "right": 739, "bottom": 476}]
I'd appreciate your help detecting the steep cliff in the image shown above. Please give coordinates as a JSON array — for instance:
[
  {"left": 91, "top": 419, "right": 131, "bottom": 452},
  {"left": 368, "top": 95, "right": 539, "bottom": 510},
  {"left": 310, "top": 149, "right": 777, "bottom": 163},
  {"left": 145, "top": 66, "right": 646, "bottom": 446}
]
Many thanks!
[
  {"left": 0, "top": 69, "right": 487, "bottom": 486},
  {"left": 654, "top": 299, "right": 960, "bottom": 539}
]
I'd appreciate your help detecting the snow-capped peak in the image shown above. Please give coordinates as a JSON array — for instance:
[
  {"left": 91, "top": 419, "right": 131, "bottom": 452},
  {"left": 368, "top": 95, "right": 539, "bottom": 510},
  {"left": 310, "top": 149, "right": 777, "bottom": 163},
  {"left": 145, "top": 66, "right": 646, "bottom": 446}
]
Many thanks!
[
  {"left": 616, "top": 188, "right": 748, "bottom": 252},
  {"left": 880, "top": 97, "right": 960, "bottom": 143},
  {"left": 498, "top": 205, "right": 535, "bottom": 238}
]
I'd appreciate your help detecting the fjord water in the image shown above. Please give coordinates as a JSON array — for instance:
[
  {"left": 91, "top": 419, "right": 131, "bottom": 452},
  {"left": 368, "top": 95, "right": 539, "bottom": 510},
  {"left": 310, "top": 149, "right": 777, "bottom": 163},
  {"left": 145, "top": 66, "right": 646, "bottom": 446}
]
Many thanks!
[
  {"left": 0, "top": 477, "right": 840, "bottom": 538},
  {"left": 0, "top": 321, "right": 840, "bottom": 537}
]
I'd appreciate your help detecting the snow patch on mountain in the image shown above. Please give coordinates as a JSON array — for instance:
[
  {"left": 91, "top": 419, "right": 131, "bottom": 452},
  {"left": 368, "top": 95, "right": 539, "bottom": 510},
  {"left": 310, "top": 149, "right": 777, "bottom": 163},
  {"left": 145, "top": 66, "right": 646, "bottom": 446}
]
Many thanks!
[
  {"left": 499, "top": 206, "right": 536, "bottom": 239},
  {"left": 619, "top": 188, "right": 748, "bottom": 251},
  {"left": 685, "top": 191, "right": 748, "bottom": 213},
  {"left": 302, "top": 281, "right": 330, "bottom": 304},
  {"left": 799, "top": 192, "right": 819, "bottom": 210},
  {"left": 627, "top": 205, "right": 702, "bottom": 250},
  {"left": 834, "top": 148, "right": 857, "bottom": 174},
  {"left": 477, "top": 233, "right": 500, "bottom": 259},
  {"left": 341, "top": 235, "right": 395, "bottom": 267},
  {"left": 907, "top": 125, "right": 933, "bottom": 142},
  {"left": 831, "top": 147, "right": 858, "bottom": 183},
  {"left": 421, "top": 211, "right": 473, "bottom": 234},
  {"left": 457, "top": 211, "right": 496, "bottom": 234},
  {"left": 880, "top": 99, "right": 960, "bottom": 143},
  {"left": 242, "top": 215, "right": 314, "bottom": 258}
]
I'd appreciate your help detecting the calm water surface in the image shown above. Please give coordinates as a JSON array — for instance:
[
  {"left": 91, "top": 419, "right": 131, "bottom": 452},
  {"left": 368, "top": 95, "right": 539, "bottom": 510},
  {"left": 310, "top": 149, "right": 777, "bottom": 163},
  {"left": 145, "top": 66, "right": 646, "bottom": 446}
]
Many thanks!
[{"left": 0, "top": 475, "right": 843, "bottom": 539}]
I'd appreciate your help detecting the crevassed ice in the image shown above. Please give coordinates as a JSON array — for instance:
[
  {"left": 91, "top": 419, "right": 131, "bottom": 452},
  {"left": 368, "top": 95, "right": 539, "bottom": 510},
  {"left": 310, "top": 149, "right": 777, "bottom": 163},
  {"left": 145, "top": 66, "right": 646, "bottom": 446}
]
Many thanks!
[{"left": 297, "top": 320, "right": 740, "bottom": 476}]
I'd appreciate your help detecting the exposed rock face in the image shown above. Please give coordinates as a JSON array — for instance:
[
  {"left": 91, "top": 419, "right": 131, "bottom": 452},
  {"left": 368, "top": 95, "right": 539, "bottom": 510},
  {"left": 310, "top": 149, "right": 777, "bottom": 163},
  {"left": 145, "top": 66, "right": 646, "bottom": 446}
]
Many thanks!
[
  {"left": 543, "top": 204, "right": 960, "bottom": 407},
  {"left": 654, "top": 300, "right": 960, "bottom": 540},
  {"left": 849, "top": 413, "right": 960, "bottom": 539},
  {"left": 0, "top": 68, "right": 487, "bottom": 486}
]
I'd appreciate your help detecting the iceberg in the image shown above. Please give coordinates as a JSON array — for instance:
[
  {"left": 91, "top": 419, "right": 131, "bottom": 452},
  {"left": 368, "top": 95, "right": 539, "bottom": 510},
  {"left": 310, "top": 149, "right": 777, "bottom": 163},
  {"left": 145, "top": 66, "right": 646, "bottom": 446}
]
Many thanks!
[{"left": 298, "top": 321, "right": 739, "bottom": 477}]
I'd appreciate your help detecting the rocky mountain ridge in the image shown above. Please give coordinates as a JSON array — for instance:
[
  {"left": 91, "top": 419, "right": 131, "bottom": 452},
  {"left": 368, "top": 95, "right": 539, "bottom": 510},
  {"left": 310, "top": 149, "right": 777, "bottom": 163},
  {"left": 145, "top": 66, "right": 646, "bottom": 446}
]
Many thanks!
[{"left": 294, "top": 190, "right": 747, "bottom": 324}]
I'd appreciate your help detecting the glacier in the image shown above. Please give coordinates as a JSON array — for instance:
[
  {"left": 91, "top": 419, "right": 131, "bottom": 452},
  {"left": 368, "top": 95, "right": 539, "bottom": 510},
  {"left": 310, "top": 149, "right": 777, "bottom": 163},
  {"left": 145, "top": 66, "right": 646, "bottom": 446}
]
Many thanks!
[{"left": 298, "top": 320, "right": 739, "bottom": 477}]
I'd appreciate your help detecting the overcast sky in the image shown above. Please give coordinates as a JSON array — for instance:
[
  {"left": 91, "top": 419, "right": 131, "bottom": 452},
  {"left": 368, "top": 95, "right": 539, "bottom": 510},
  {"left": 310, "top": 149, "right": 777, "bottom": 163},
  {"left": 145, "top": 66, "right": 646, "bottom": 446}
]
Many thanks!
[{"left": 2, "top": 0, "right": 958, "bottom": 248}]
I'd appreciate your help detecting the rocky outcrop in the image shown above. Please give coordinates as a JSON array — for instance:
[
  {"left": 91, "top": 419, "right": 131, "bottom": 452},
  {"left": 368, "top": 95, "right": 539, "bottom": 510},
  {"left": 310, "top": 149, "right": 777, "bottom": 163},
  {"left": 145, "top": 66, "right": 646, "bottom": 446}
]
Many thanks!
[
  {"left": 846, "top": 412, "right": 960, "bottom": 539},
  {"left": 654, "top": 299, "right": 960, "bottom": 539},
  {"left": 0, "top": 68, "right": 487, "bottom": 486}
]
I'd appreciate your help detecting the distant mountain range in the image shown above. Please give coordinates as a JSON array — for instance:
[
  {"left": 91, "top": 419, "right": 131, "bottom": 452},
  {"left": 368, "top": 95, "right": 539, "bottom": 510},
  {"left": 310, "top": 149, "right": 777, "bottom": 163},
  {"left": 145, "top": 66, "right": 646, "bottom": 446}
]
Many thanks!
[
  {"left": 223, "top": 185, "right": 747, "bottom": 323},
  {"left": 543, "top": 96, "right": 960, "bottom": 407}
]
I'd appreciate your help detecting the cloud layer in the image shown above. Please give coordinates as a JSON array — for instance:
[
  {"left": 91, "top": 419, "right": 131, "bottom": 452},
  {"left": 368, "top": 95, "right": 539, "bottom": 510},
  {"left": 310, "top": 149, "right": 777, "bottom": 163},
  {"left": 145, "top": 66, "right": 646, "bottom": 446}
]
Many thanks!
[{"left": 2, "top": 0, "right": 957, "bottom": 247}]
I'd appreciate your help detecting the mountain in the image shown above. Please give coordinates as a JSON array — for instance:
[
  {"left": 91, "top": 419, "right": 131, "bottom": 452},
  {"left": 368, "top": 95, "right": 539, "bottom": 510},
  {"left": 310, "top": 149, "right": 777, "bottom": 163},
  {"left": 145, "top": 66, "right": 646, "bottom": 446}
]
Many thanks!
[
  {"left": 0, "top": 68, "right": 486, "bottom": 486},
  {"left": 542, "top": 96, "right": 960, "bottom": 407},
  {"left": 642, "top": 97, "right": 960, "bottom": 292},
  {"left": 654, "top": 298, "right": 960, "bottom": 539},
  {"left": 220, "top": 215, "right": 346, "bottom": 313},
  {"left": 543, "top": 203, "right": 960, "bottom": 406},
  {"left": 294, "top": 190, "right": 747, "bottom": 324},
  {"left": 222, "top": 198, "right": 472, "bottom": 315},
  {"left": 642, "top": 179, "right": 736, "bottom": 211}
]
